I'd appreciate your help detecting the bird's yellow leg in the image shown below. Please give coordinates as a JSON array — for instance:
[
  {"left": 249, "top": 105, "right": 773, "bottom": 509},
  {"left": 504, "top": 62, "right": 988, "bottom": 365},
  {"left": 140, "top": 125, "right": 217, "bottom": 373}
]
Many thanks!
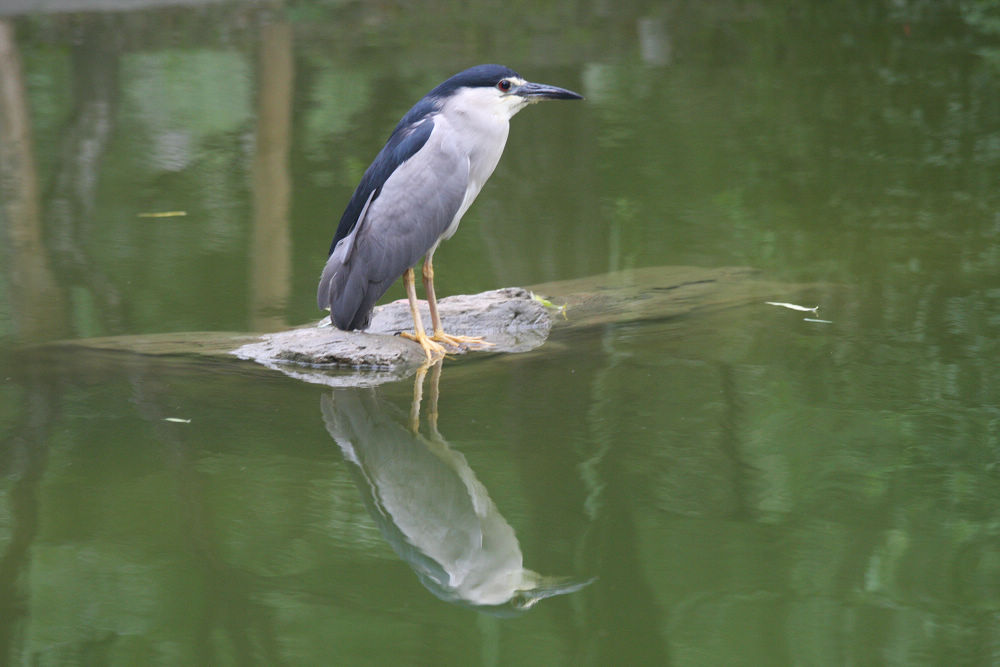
[
  {"left": 422, "top": 256, "right": 494, "bottom": 350},
  {"left": 399, "top": 268, "right": 448, "bottom": 361}
]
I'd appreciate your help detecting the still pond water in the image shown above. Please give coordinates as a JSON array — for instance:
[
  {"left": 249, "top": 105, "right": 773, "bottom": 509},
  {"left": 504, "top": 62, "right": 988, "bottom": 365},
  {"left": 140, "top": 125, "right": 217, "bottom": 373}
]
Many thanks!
[{"left": 2, "top": 2, "right": 1000, "bottom": 665}]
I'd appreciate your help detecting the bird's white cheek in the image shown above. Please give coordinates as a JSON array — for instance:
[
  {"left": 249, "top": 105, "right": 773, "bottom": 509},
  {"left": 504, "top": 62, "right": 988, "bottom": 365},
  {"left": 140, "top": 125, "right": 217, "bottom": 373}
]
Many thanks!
[{"left": 502, "top": 97, "right": 531, "bottom": 118}]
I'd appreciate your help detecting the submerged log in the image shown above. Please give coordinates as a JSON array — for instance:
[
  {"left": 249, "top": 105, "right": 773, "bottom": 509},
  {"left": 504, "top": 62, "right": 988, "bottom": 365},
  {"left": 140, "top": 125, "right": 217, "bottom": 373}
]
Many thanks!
[{"left": 39, "top": 266, "right": 826, "bottom": 384}]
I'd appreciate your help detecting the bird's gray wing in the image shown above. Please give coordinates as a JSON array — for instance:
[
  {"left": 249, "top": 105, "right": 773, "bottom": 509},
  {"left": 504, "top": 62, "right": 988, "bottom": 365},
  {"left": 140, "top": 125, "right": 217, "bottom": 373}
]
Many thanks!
[
  {"left": 318, "top": 121, "right": 471, "bottom": 331},
  {"left": 327, "top": 116, "right": 437, "bottom": 256}
]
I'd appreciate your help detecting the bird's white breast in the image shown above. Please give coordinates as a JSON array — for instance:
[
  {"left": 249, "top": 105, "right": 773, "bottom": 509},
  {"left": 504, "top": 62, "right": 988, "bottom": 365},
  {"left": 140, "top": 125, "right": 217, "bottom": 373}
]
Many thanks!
[{"left": 435, "top": 87, "right": 516, "bottom": 241}]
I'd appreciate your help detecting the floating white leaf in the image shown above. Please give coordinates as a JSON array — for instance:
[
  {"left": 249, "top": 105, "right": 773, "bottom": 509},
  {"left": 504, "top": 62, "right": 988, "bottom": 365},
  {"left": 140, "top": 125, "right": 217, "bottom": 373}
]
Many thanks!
[{"left": 766, "top": 301, "right": 819, "bottom": 314}]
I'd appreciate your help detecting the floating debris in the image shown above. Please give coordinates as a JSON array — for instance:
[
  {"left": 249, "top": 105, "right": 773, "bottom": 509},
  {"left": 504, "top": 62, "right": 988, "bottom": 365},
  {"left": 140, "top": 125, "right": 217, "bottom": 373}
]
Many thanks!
[
  {"left": 530, "top": 291, "right": 568, "bottom": 320},
  {"left": 766, "top": 301, "right": 819, "bottom": 314},
  {"left": 139, "top": 211, "right": 187, "bottom": 218},
  {"left": 164, "top": 417, "right": 191, "bottom": 423},
  {"left": 803, "top": 318, "right": 833, "bottom": 324}
]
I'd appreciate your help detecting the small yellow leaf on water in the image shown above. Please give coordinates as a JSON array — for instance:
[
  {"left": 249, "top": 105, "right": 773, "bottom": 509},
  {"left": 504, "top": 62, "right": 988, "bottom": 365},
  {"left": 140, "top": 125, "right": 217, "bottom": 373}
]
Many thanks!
[
  {"left": 138, "top": 211, "right": 187, "bottom": 218},
  {"left": 530, "top": 291, "right": 569, "bottom": 320},
  {"left": 164, "top": 417, "right": 191, "bottom": 423},
  {"left": 529, "top": 291, "right": 552, "bottom": 307}
]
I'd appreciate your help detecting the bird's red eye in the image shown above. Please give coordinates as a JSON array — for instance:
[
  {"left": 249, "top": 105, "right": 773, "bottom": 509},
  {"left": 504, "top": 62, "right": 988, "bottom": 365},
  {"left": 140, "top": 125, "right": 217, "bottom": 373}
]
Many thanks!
[{"left": 497, "top": 79, "right": 512, "bottom": 92}]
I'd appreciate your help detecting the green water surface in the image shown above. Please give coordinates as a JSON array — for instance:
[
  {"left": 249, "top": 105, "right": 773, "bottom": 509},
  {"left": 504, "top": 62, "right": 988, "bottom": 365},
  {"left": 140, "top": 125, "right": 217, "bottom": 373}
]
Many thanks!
[{"left": 2, "top": 2, "right": 1000, "bottom": 665}]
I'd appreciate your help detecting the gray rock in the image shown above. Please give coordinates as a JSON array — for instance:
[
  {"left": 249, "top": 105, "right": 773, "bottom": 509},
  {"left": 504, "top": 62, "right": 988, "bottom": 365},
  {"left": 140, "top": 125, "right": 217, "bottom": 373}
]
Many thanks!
[
  {"left": 229, "top": 287, "right": 552, "bottom": 380},
  {"left": 368, "top": 287, "right": 551, "bottom": 350}
]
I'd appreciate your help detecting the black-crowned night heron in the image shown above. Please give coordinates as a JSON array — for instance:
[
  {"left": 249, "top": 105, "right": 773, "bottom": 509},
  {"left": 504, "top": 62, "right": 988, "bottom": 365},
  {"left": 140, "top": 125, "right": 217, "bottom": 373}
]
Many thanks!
[{"left": 317, "top": 64, "right": 582, "bottom": 360}]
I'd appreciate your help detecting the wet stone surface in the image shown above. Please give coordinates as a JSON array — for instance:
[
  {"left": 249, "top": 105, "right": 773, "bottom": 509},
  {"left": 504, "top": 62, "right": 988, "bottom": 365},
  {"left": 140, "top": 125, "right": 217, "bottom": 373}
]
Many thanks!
[{"left": 230, "top": 287, "right": 553, "bottom": 377}]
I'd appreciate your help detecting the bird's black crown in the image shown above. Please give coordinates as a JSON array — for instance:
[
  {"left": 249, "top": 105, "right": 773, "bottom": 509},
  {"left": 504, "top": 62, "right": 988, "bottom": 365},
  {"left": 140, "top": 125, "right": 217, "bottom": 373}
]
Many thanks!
[{"left": 428, "top": 64, "right": 520, "bottom": 99}]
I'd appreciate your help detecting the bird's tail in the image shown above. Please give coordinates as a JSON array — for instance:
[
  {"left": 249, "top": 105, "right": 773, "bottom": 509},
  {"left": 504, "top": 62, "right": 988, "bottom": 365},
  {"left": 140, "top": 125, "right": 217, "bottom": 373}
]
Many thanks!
[{"left": 317, "top": 250, "right": 376, "bottom": 331}]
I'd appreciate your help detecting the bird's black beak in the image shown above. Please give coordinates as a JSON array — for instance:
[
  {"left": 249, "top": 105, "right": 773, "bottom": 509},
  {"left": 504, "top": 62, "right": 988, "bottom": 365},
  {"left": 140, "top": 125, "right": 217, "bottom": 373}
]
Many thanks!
[{"left": 517, "top": 81, "right": 583, "bottom": 101}]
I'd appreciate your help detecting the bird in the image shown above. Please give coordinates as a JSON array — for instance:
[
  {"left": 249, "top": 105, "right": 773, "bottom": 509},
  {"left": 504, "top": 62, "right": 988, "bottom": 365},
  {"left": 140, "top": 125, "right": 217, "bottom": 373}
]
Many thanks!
[{"left": 317, "top": 64, "right": 582, "bottom": 361}]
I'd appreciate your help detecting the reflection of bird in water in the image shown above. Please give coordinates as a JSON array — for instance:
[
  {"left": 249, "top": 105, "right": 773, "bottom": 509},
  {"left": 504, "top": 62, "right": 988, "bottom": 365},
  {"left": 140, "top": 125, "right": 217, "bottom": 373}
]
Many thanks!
[{"left": 321, "top": 362, "right": 592, "bottom": 613}]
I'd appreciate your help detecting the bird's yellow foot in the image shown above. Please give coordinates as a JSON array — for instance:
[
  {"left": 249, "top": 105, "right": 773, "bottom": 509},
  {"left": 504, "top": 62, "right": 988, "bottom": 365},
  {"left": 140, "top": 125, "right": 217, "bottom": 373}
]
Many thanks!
[
  {"left": 431, "top": 331, "right": 495, "bottom": 350},
  {"left": 400, "top": 330, "right": 449, "bottom": 361}
]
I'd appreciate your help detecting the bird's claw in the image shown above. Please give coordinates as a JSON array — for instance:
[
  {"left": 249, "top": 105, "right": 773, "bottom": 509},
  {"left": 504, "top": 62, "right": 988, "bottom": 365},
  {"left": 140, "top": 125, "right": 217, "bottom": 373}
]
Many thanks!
[
  {"left": 400, "top": 330, "right": 493, "bottom": 360},
  {"left": 399, "top": 331, "right": 449, "bottom": 361},
  {"left": 431, "top": 331, "right": 494, "bottom": 350}
]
